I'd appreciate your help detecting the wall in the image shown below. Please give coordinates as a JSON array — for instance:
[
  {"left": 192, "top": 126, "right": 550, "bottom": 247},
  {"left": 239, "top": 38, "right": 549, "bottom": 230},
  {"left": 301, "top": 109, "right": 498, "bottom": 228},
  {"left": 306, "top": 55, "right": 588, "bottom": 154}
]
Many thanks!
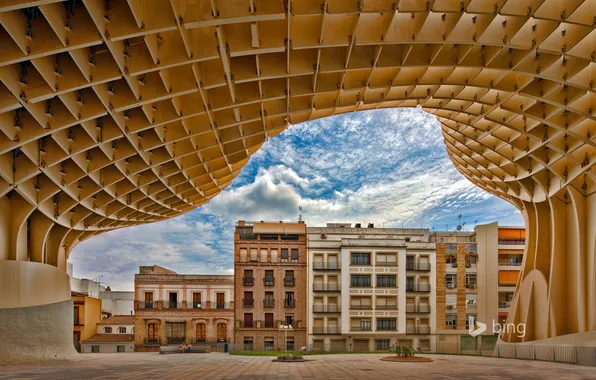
[{"left": 81, "top": 342, "right": 135, "bottom": 353}]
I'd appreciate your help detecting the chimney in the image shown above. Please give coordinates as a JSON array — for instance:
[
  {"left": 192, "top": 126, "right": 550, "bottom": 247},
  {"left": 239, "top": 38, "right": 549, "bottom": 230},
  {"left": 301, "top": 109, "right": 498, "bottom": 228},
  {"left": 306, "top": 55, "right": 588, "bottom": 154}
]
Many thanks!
[{"left": 368, "top": 223, "right": 374, "bottom": 228}]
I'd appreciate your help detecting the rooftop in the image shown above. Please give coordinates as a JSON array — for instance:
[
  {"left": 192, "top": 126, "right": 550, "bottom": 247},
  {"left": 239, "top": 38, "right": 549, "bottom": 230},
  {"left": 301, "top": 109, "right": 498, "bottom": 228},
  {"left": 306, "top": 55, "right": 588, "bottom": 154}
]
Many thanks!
[
  {"left": 81, "top": 334, "right": 135, "bottom": 343},
  {"left": 98, "top": 315, "right": 135, "bottom": 325}
]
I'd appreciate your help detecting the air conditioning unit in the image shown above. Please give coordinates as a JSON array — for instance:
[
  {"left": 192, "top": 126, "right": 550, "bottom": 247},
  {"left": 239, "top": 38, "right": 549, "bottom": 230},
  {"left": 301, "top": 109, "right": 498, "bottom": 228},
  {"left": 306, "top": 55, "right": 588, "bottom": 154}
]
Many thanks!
[
  {"left": 452, "top": 263, "right": 458, "bottom": 268},
  {"left": 321, "top": 234, "right": 327, "bottom": 239},
  {"left": 447, "top": 283, "right": 455, "bottom": 289}
]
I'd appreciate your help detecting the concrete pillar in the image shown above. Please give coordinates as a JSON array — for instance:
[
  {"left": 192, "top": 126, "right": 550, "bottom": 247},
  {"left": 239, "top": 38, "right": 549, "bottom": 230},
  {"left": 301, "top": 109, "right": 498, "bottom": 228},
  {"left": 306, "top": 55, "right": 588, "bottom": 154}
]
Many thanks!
[{"left": 0, "top": 260, "right": 76, "bottom": 363}]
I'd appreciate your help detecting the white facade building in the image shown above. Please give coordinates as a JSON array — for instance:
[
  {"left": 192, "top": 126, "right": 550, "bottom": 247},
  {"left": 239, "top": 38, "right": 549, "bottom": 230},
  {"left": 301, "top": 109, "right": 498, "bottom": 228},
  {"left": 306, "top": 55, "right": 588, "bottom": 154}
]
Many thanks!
[
  {"left": 307, "top": 224, "right": 436, "bottom": 352},
  {"left": 100, "top": 291, "right": 135, "bottom": 316},
  {"left": 81, "top": 315, "right": 135, "bottom": 353}
]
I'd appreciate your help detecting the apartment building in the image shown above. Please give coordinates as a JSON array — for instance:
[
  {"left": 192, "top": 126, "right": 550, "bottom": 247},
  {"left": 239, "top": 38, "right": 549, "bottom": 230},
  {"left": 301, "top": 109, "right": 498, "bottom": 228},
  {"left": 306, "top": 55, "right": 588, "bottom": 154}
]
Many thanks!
[
  {"left": 133, "top": 266, "right": 234, "bottom": 352},
  {"left": 433, "top": 222, "right": 525, "bottom": 354},
  {"left": 307, "top": 223, "right": 436, "bottom": 352},
  {"left": 233, "top": 221, "right": 307, "bottom": 351}
]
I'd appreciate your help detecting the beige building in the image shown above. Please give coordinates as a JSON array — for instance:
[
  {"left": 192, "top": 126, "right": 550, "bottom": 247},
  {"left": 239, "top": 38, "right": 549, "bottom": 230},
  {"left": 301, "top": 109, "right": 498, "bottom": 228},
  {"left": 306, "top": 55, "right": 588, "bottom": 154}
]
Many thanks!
[
  {"left": 233, "top": 221, "right": 308, "bottom": 352},
  {"left": 433, "top": 222, "right": 525, "bottom": 354},
  {"left": 134, "top": 266, "right": 234, "bottom": 352},
  {"left": 307, "top": 224, "right": 436, "bottom": 352},
  {"left": 81, "top": 315, "right": 135, "bottom": 353}
]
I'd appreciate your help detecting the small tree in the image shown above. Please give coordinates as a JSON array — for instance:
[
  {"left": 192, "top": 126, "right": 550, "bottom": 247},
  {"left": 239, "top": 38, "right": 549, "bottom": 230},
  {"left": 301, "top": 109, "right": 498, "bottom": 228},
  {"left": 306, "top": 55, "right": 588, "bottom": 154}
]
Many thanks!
[{"left": 389, "top": 344, "right": 415, "bottom": 357}]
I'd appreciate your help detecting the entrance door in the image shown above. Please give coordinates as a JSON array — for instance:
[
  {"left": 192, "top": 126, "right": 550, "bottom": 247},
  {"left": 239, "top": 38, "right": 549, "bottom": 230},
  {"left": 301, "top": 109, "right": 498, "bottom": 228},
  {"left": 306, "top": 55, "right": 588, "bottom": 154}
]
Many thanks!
[
  {"left": 217, "top": 323, "right": 227, "bottom": 342},
  {"left": 216, "top": 293, "right": 225, "bottom": 309},
  {"left": 196, "top": 323, "right": 206, "bottom": 342},
  {"left": 147, "top": 323, "right": 158, "bottom": 343}
]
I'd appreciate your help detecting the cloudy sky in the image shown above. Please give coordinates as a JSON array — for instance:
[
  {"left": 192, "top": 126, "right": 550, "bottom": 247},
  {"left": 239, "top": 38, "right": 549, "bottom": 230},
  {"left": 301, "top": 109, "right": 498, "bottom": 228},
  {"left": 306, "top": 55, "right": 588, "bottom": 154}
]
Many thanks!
[{"left": 69, "top": 109, "right": 523, "bottom": 289}]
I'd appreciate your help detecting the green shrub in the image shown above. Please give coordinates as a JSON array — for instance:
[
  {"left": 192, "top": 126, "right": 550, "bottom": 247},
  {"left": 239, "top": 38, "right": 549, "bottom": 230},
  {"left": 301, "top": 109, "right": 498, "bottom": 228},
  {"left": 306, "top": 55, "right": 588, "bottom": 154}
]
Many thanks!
[{"left": 388, "top": 344, "right": 417, "bottom": 357}]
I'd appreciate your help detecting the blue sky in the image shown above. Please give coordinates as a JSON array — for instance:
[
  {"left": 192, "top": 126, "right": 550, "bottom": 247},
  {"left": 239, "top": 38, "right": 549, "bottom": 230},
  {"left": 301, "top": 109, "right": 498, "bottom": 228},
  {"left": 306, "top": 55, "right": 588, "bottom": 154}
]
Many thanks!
[{"left": 69, "top": 109, "right": 523, "bottom": 289}]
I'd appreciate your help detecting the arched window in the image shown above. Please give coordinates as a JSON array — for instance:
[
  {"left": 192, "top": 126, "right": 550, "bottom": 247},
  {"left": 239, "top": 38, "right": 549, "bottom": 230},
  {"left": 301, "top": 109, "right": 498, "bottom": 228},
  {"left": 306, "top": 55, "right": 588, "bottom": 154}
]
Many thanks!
[
  {"left": 147, "top": 323, "right": 158, "bottom": 343},
  {"left": 118, "top": 327, "right": 127, "bottom": 333},
  {"left": 104, "top": 327, "right": 112, "bottom": 333}
]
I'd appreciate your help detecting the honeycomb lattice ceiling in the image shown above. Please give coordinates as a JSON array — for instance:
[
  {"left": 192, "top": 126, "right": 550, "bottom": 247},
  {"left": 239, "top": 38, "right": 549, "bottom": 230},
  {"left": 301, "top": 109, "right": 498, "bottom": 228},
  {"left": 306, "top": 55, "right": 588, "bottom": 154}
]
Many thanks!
[{"left": 0, "top": 0, "right": 594, "bottom": 258}]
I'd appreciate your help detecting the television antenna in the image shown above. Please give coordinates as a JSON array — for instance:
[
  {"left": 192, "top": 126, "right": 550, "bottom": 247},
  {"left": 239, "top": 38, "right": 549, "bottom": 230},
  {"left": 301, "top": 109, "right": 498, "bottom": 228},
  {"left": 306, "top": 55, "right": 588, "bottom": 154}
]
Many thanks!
[{"left": 298, "top": 206, "right": 302, "bottom": 222}]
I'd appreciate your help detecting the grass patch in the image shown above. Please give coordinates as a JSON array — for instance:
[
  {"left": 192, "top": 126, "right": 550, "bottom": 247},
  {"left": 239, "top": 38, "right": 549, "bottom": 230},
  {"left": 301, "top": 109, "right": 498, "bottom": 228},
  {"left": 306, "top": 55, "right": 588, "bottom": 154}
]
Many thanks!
[{"left": 230, "top": 351, "right": 394, "bottom": 356}]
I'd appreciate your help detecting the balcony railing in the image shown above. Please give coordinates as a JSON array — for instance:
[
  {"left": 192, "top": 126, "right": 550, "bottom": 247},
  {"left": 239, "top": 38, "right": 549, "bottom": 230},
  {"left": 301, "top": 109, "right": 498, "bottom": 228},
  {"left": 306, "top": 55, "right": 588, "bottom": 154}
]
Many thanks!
[
  {"left": 377, "top": 326, "right": 398, "bottom": 331},
  {"left": 406, "top": 304, "right": 431, "bottom": 313},
  {"left": 312, "top": 326, "right": 340, "bottom": 335},
  {"left": 263, "top": 277, "right": 275, "bottom": 286},
  {"left": 350, "top": 325, "right": 372, "bottom": 331},
  {"left": 376, "top": 282, "right": 397, "bottom": 288},
  {"left": 284, "top": 299, "right": 295, "bottom": 308},
  {"left": 263, "top": 299, "right": 275, "bottom": 308},
  {"left": 406, "top": 284, "right": 431, "bottom": 292},
  {"left": 313, "top": 284, "right": 341, "bottom": 292},
  {"left": 144, "top": 339, "right": 159, "bottom": 344},
  {"left": 465, "top": 283, "right": 477, "bottom": 289},
  {"left": 243, "top": 277, "right": 254, "bottom": 286},
  {"left": 312, "top": 304, "right": 341, "bottom": 313},
  {"left": 313, "top": 262, "right": 341, "bottom": 270},
  {"left": 498, "top": 262, "right": 522, "bottom": 267},
  {"left": 136, "top": 301, "right": 157, "bottom": 309},
  {"left": 376, "top": 261, "right": 397, "bottom": 267},
  {"left": 284, "top": 278, "right": 295, "bottom": 286},
  {"left": 406, "top": 326, "right": 431, "bottom": 334},
  {"left": 498, "top": 239, "right": 525, "bottom": 245},
  {"left": 350, "top": 304, "right": 372, "bottom": 310},
  {"left": 241, "top": 320, "right": 254, "bottom": 328},
  {"left": 405, "top": 263, "right": 431, "bottom": 271},
  {"left": 163, "top": 301, "right": 184, "bottom": 309},
  {"left": 376, "top": 304, "right": 398, "bottom": 310},
  {"left": 243, "top": 299, "right": 254, "bottom": 307}
]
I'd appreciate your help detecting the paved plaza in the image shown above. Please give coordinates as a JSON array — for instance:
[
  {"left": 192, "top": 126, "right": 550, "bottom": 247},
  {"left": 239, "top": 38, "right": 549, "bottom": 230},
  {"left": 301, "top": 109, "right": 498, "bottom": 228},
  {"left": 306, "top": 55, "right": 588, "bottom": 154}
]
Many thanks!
[{"left": 0, "top": 353, "right": 594, "bottom": 380}]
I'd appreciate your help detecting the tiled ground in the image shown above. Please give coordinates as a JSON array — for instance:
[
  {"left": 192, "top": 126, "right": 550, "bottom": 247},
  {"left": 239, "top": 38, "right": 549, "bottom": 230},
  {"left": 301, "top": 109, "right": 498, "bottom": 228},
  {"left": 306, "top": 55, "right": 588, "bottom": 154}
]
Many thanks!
[{"left": 0, "top": 353, "right": 594, "bottom": 380}]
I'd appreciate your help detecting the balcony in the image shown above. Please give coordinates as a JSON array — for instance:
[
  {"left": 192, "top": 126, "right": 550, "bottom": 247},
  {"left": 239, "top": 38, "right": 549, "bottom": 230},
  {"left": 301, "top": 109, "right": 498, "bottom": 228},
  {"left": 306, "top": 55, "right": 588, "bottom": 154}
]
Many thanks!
[
  {"left": 239, "top": 233, "right": 257, "bottom": 240},
  {"left": 163, "top": 301, "right": 184, "bottom": 309},
  {"left": 350, "top": 325, "right": 372, "bottom": 332},
  {"left": 375, "top": 261, "right": 397, "bottom": 267},
  {"left": 405, "top": 262, "right": 431, "bottom": 271},
  {"left": 376, "top": 282, "right": 397, "bottom": 288},
  {"left": 312, "top": 326, "right": 340, "bottom": 335},
  {"left": 284, "top": 278, "right": 295, "bottom": 286},
  {"left": 243, "top": 299, "right": 254, "bottom": 307},
  {"left": 241, "top": 321, "right": 254, "bottom": 328},
  {"left": 284, "top": 299, "right": 295, "bottom": 308},
  {"left": 312, "top": 304, "right": 341, "bottom": 313},
  {"left": 350, "top": 304, "right": 372, "bottom": 310},
  {"left": 313, "top": 284, "right": 341, "bottom": 292},
  {"left": 376, "top": 304, "right": 398, "bottom": 310},
  {"left": 498, "top": 239, "right": 525, "bottom": 245},
  {"left": 406, "top": 326, "right": 431, "bottom": 334},
  {"left": 406, "top": 304, "right": 431, "bottom": 313},
  {"left": 466, "top": 303, "right": 477, "bottom": 311},
  {"left": 263, "top": 277, "right": 275, "bottom": 286},
  {"left": 188, "top": 301, "right": 204, "bottom": 309},
  {"left": 243, "top": 277, "right": 254, "bottom": 286},
  {"left": 406, "top": 284, "right": 431, "bottom": 292},
  {"left": 136, "top": 301, "right": 157, "bottom": 309},
  {"left": 263, "top": 299, "right": 275, "bottom": 308},
  {"left": 313, "top": 262, "right": 341, "bottom": 270}
]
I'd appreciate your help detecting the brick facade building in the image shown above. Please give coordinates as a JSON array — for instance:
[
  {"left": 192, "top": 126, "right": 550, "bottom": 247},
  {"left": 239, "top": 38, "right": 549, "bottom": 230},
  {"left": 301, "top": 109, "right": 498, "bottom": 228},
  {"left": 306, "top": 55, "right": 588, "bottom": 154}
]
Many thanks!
[
  {"left": 134, "top": 266, "right": 234, "bottom": 352},
  {"left": 234, "top": 221, "right": 307, "bottom": 351}
]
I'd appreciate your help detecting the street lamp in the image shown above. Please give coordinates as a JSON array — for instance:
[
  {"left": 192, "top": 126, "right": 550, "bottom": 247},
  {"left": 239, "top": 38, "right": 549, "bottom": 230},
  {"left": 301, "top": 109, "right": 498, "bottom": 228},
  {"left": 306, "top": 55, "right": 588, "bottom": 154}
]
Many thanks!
[{"left": 278, "top": 324, "right": 293, "bottom": 355}]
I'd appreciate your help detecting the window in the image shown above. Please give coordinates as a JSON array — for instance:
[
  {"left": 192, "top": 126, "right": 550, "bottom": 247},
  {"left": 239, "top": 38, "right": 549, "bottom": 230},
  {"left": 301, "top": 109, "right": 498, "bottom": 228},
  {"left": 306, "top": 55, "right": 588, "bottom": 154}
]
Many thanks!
[
  {"left": 376, "top": 253, "right": 396, "bottom": 266},
  {"left": 118, "top": 327, "right": 126, "bottom": 333},
  {"left": 244, "top": 313, "right": 253, "bottom": 328},
  {"left": 73, "top": 306, "right": 79, "bottom": 325},
  {"left": 351, "top": 253, "right": 370, "bottom": 265},
  {"left": 264, "top": 337, "right": 275, "bottom": 351},
  {"left": 376, "top": 339, "right": 390, "bottom": 350},
  {"left": 286, "top": 336, "right": 295, "bottom": 351},
  {"left": 360, "top": 319, "right": 371, "bottom": 331},
  {"left": 243, "top": 291, "right": 254, "bottom": 307},
  {"left": 260, "top": 249, "right": 268, "bottom": 262},
  {"left": 285, "top": 315, "right": 294, "bottom": 327},
  {"left": 216, "top": 292, "right": 225, "bottom": 309},
  {"left": 117, "top": 345, "right": 125, "bottom": 353},
  {"left": 446, "top": 274, "right": 457, "bottom": 288},
  {"left": 446, "top": 255, "right": 457, "bottom": 264},
  {"left": 193, "top": 292, "right": 202, "bottom": 308},
  {"left": 250, "top": 248, "right": 258, "bottom": 261},
  {"left": 168, "top": 292, "right": 178, "bottom": 308},
  {"left": 243, "top": 270, "right": 254, "bottom": 286},
  {"left": 446, "top": 314, "right": 457, "bottom": 327},
  {"left": 91, "top": 345, "right": 100, "bottom": 353},
  {"left": 351, "top": 275, "right": 371, "bottom": 287},
  {"left": 281, "top": 248, "right": 289, "bottom": 262},
  {"left": 466, "top": 274, "right": 477, "bottom": 288},
  {"left": 284, "top": 270, "right": 295, "bottom": 286},
  {"left": 377, "top": 318, "right": 397, "bottom": 331},
  {"left": 147, "top": 323, "right": 158, "bottom": 343},
  {"left": 265, "top": 313, "right": 274, "bottom": 328},
  {"left": 376, "top": 275, "right": 396, "bottom": 287},
  {"left": 264, "top": 291, "right": 274, "bottom": 307},
  {"left": 104, "top": 327, "right": 112, "bottom": 333},
  {"left": 285, "top": 292, "right": 295, "bottom": 307},
  {"left": 165, "top": 322, "right": 186, "bottom": 345},
  {"left": 144, "top": 292, "right": 154, "bottom": 308},
  {"left": 264, "top": 270, "right": 274, "bottom": 285},
  {"left": 350, "top": 296, "right": 371, "bottom": 309},
  {"left": 291, "top": 248, "right": 299, "bottom": 263},
  {"left": 244, "top": 337, "right": 254, "bottom": 351}
]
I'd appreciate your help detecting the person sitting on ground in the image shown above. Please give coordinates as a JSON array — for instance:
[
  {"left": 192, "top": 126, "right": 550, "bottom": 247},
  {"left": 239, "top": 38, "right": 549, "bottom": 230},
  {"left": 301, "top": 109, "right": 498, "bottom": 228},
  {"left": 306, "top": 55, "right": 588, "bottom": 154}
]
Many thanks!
[
  {"left": 187, "top": 342, "right": 193, "bottom": 353},
  {"left": 180, "top": 343, "right": 187, "bottom": 353}
]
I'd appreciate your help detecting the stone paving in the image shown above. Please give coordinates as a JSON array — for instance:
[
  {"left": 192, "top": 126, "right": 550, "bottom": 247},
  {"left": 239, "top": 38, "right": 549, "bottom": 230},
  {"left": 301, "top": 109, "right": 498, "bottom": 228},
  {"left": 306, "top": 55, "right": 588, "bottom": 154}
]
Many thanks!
[{"left": 0, "top": 352, "right": 594, "bottom": 380}]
